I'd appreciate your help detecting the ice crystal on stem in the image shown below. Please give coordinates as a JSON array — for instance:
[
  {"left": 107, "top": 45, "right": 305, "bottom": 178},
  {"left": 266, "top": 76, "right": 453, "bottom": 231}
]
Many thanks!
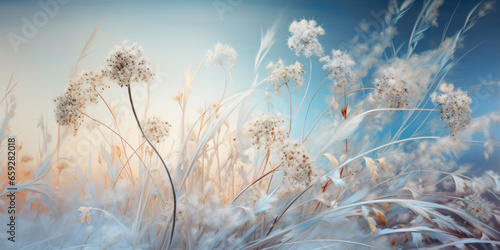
[
  {"left": 320, "top": 49, "right": 355, "bottom": 94},
  {"left": 143, "top": 117, "right": 171, "bottom": 143},
  {"left": 288, "top": 19, "right": 325, "bottom": 57},
  {"left": 464, "top": 194, "right": 492, "bottom": 222},
  {"left": 434, "top": 83, "right": 472, "bottom": 136},
  {"left": 204, "top": 43, "right": 238, "bottom": 70},
  {"left": 279, "top": 140, "right": 318, "bottom": 193},
  {"left": 265, "top": 59, "right": 305, "bottom": 93},
  {"left": 244, "top": 113, "right": 289, "bottom": 150},
  {"left": 373, "top": 66, "right": 410, "bottom": 108},
  {"left": 102, "top": 41, "right": 155, "bottom": 87}
]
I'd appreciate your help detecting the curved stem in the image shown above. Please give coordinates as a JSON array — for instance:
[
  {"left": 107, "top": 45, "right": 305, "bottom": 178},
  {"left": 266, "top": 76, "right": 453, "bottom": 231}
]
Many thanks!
[
  {"left": 267, "top": 185, "right": 313, "bottom": 236},
  {"left": 303, "top": 88, "right": 377, "bottom": 142},
  {"left": 127, "top": 85, "right": 176, "bottom": 249},
  {"left": 285, "top": 83, "right": 293, "bottom": 133},
  {"left": 231, "top": 163, "right": 281, "bottom": 204},
  {"left": 301, "top": 76, "right": 328, "bottom": 140},
  {"left": 97, "top": 92, "right": 135, "bottom": 184},
  {"left": 296, "top": 57, "right": 313, "bottom": 132}
]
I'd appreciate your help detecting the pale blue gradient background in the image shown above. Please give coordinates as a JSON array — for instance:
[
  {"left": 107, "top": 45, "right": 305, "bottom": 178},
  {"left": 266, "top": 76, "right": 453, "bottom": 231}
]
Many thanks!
[{"left": 1, "top": 0, "right": 499, "bottom": 168}]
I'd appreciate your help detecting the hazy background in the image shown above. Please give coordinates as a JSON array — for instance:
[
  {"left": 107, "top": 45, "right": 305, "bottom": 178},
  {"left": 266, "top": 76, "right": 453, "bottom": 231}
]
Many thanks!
[{"left": 1, "top": 0, "right": 499, "bottom": 169}]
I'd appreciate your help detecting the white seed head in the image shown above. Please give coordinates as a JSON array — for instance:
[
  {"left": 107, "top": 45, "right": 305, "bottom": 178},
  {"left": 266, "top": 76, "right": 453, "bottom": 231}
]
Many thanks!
[
  {"left": 102, "top": 41, "right": 155, "bottom": 87},
  {"left": 320, "top": 49, "right": 355, "bottom": 94},
  {"left": 288, "top": 19, "right": 325, "bottom": 57},
  {"left": 143, "top": 116, "right": 171, "bottom": 143},
  {"left": 204, "top": 43, "right": 238, "bottom": 70},
  {"left": 279, "top": 140, "right": 318, "bottom": 193},
  {"left": 265, "top": 60, "right": 305, "bottom": 93},
  {"left": 464, "top": 194, "right": 492, "bottom": 222},
  {"left": 435, "top": 84, "right": 472, "bottom": 136},
  {"left": 244, "top": 113, "right": 289, "bottom": 150},
  {"left": 373, "top": 66, "right": 410, "bottom": 108},
  {"left": 54, "top": 69, "right": 106, "bottom": 135}
]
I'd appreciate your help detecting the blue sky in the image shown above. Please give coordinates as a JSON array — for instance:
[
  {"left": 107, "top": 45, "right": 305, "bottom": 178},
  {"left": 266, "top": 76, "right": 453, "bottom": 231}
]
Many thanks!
[{"left": 1, "top": 0, "right": 499, "bottom": 167}]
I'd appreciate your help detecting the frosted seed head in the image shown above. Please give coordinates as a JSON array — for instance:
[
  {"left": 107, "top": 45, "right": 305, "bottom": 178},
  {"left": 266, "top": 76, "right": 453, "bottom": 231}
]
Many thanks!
[
  {"left": 244, "top": 113, "right": 289, "bottom": 150},
  {"left": 288, "top": 19, "right": 325, "bottom": 57},
  {"left": 265, "top": 60, "right": 305, "bottom": 93},
  {"left": 102, "top": 41, "right": 155, "bottom": 87},
  {"left": 204, "top": 43, "right": 238, "bottom": 70},
  {"left": 321, "top": 49, "right": 355, "bottom": 94},
  {"left": 143, "top": 116, "right": 171, "bottom": 143}
]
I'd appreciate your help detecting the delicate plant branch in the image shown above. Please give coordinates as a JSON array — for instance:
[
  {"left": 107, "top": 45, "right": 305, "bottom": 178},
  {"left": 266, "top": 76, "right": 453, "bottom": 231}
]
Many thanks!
[
  {"left": 127, "top": 84, "right": 176, "bottom": 249},
  {"left": 231, "top": 163, "right": 282, "bottom": 204}
]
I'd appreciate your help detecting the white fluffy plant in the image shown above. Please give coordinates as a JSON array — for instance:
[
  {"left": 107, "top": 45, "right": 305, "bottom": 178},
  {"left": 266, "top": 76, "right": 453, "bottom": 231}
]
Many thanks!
[{"left": 3, "top": 1, "right": 500, "bottom": 250}]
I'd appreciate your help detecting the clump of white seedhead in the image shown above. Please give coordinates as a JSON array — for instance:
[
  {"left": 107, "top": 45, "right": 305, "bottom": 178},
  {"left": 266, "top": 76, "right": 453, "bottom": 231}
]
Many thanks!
[
  {"left": 244, "top": 113, "right": 289, "bottom": 150},
  {"left": 101, "top": 41, "right": 155, "bottom": 87},
  {"left": 54, "top": 69, "right": 106, "bottom": 134},
  {"left": 320, "top": 49, "right": 355, "bottom": 94},
  {"left": 279, "top": 140, "right": 318, "bottom": 193},
  {"left": 433, "top": 83, "right": 472, "bottom": 136},
  {"left": 265, "top": 59, "right": 305, "bottom": 93},
  {"left": 143, "top": 116, "right": 171, "bottom": 143},
  {"left": 464, "top": 194, "right": 492, "bottom": 222},
  {"left": 204, "top": 43, "right": 238, "bottom": 70},
  {"left": 372, "top": 66, "right": 410, "bottom": 108},
  {"left": 288, "top": 19, "right": 325, "bottom": 57}
]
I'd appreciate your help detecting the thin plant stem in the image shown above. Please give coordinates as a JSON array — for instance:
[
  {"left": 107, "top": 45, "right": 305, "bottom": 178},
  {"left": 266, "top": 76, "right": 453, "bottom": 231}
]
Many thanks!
[
  {"left": 285, "top": 83, "right": 293, "bottom": 133},
  {"left": 301, "top": 76, "right": 328, "bottom": 140},
  {"left": 231, "top": 163, "right": 282, "bottom": 204},
  {"left": 97, "top": 92, "right": 135, "bottom": 185},
  {"left": 127, "top": 84, "right": 176, "bottom": 250},
  {"left": 302, "top": 88, "right": 377, "bottom": 142}
]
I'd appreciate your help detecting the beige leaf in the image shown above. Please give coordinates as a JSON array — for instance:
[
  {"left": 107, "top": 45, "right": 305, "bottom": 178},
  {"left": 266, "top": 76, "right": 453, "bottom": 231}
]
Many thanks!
[
  {"left": 322, "top": 153, "right": 339, "bottom": 168},
  {"left": 364, "top": 157, "right": 378, "bottom": 183}
]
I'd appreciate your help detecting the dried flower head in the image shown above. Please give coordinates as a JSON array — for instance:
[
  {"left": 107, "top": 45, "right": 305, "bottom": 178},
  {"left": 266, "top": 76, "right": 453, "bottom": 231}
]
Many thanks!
[
  {"left": 320, "top": 49, "right": 355, "bottom": 93},
  {"left": 102, "top": 41, "right": 155, "bottom": 87},
  {"left": 288, "top": 19, "right": 325, "bottom": 57},
  {"left": 143, "top": 117, "right": 171, "bottom": 143},
  {"left": 373, "top": 66, "right": 410, "bottom": 108},
  {"left": 434, "top": 84, "right": 472, "bottom": 136},
  {"left": 279, "top": 140, "right": 318, "bottom": 193},
  {"left": 244, "top": 113, "right": 289, "bottom": 150},
  {"left": 54, "top": 69, "right": 106, "bottom": 135},
  {"left": 204, "top": 43, "right": 238, "bottom": 70},
  {"left": 172, "top": 91, "right": 183, "bottom": 102},
  {"left": 265, "top": 59, "right": 305, "bottom": 93},
  {"left": 464, "top": 194, "right": 492, "bottom": 222}
]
